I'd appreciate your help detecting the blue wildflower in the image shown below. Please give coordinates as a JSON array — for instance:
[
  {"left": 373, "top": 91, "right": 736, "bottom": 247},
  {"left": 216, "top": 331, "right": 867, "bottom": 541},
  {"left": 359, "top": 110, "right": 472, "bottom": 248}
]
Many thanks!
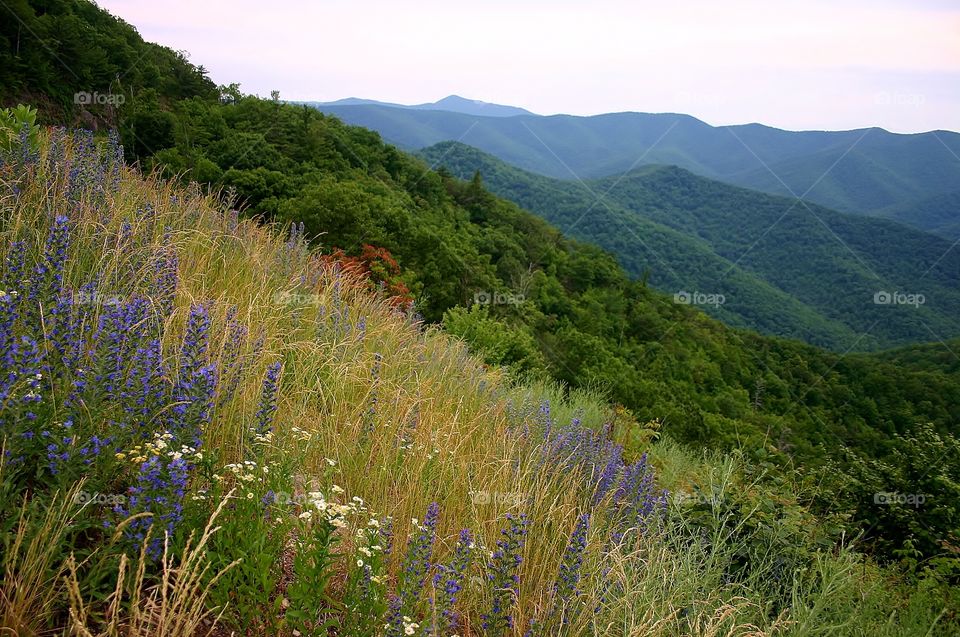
[{"left": 482, "top": 513, "right": 529, "bottom": 637}]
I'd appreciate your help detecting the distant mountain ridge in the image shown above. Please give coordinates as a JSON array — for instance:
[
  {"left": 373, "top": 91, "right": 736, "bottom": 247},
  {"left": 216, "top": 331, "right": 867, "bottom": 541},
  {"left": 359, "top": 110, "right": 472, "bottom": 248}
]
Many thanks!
[
  {"left": 419, "top": 141, "right": 960, "bottom": 351},
  {"left": 311, "top": 100, "right": 960, "bottom": 232},
  {"left": 302, "top": 94, "right": 535, "bottom": 118}
]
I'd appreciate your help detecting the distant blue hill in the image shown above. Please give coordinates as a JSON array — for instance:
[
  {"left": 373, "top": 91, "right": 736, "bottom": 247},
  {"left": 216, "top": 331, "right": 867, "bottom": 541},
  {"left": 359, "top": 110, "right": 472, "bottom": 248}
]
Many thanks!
[{"left": 301, "top": 94, "right": 535, "bottom": 118}]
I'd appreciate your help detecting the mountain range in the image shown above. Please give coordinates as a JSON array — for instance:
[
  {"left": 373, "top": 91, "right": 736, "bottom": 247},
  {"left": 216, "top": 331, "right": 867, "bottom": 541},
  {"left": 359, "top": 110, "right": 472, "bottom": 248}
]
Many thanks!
[{"left": 312, "top": 99, "right": 960, "bottom": 238}]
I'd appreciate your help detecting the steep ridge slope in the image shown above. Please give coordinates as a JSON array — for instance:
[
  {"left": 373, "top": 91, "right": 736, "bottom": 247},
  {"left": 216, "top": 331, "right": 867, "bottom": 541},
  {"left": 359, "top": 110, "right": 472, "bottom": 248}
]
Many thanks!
[{"left": 420, "top": 141, "right": 960, "bottom": 351}]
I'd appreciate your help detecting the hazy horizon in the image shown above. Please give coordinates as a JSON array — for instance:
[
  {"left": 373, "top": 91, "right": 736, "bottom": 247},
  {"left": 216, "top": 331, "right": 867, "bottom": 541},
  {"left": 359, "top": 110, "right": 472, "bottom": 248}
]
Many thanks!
[{"left": 97, "top": 0, "right": 960, "bottom": 134}]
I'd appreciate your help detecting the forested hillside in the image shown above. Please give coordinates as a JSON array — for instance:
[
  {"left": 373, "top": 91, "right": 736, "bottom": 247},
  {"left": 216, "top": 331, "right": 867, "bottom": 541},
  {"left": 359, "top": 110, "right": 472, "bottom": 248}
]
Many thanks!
[
  {"left": 419, "top": 141, "right": 960, "bottom": 351},
  {"left": 4, "top": 100, "right": 958, "bottom": 637},
  {"left": 1, "top": 1, "right": 959, "bottom": 633},
  {"left": 0, "top": 0, "right": 216, "bottom": 124}
]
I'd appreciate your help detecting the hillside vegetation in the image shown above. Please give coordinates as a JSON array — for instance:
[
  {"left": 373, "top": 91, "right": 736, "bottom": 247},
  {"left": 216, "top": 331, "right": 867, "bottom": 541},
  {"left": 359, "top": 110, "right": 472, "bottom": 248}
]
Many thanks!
[
  {"left": 418, "top": 141, "right": 960, "bottom": 351},
  {"left": 39, "top": 91, "right": 960, "bottom": 574},
  {"left": 0, "top": 0, "right": 216, "bottom": 125},
  {"left": 1, "top": 1, "right": 959, "bottom": 634},
  {"left": 1, "top": 107, "right": 958, "bottom": 637}
]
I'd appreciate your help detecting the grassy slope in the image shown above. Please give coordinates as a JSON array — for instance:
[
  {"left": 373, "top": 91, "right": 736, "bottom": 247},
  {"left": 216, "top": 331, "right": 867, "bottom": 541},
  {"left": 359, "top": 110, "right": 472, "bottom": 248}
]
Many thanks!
[
  {"left": 1, "top": 128, "right": 955, "bottom": 637},
  {"left": 419, "top": 141, "right": 960, "bottom": 351}
]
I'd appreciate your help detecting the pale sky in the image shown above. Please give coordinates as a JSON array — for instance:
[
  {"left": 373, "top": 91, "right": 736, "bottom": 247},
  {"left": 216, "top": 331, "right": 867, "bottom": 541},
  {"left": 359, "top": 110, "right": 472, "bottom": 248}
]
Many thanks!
[{"left": 98, "top": 0, "right": 960, "bottom": 133}]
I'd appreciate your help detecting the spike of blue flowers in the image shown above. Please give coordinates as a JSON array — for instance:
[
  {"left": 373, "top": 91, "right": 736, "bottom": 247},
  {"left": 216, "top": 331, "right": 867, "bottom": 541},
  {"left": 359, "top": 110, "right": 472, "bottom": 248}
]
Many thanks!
[
  {"left": 482, "top": 513, "right": 529, "bottom": 637},
  {"left": 553, "top": 513, "right": 590, "bottom": 623},
  {"left": 29, "top": 215, "right": 71, "bottom": 327},
  {"left": 93, "top": 297, "right": 150, "bottom": 401},
  {"left": 253, "top": 361, "right": 282, "bottom": 437},
  {"left": 151, "top": 242, "right": 179, "bottom": 319},
  {"left": 384, "top": 595, "right": 403, "bottom": 637},
  {"left": 217, "top": 315, "right": 248, "bottom": 408},
  {"left": 399, "top": 502, "right": 440, "bottom": 616},
  {"left": 433, "top": 528, "right": 474, "bottom": 633},
  {"left": 177, "top": 303, "right": 209, "bottom": 388}
]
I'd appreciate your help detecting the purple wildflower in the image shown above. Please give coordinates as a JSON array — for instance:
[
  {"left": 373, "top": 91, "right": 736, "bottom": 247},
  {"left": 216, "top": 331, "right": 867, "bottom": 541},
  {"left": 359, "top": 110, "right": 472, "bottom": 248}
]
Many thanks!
[
  {"left": 30, "top": 215, "right": 71, "bottom": 322},
  {"left": 553, "top": 514, "right": 590, "bottom": 622},
  {"left": 177, "top": 304, "right": 209, "bottom": 388},
  {"left": 151, "top": 243, "right": 179, "bottom": 319},
  {"left": 399, "top": 502, "right": 440, "bottom": 615},
  {"left": 364, "top": 353, "right": 383, "bottom": 432},
  {"left": 384, "top": 595, "right": 403, "bottom": 637},
  {"left": 433, "top": 528, "right": 474, "bottom": 632},
  {"left": 116, "top": 433, "right": 194, "bottom": 559},
  {"left": 482, "top": 513, "right": 529, "bottom": 637},
  {"left": 217, "top": 312, "right": 248, "bottom": 407},
  {"left": 253, "top": 362, "right": 281, "bottom": 437}
]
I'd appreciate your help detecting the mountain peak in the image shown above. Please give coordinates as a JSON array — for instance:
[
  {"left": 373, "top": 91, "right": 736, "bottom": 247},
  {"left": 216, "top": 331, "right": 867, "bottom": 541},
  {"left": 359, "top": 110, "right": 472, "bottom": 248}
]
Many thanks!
[
  {"left": 414, "top": 95, "right": 535, "bottom": 118},
  {"left": 304, "top": 95, "right": 535, "bottom": 118}
]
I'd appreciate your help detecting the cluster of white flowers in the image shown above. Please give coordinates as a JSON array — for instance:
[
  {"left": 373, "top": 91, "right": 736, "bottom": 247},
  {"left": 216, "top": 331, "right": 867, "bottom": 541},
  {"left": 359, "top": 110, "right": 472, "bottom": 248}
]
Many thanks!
[
  {"left": 116, "top": 431, "right": 202, "bottom": 465},
  {"left": 351, "top": 516, "right": 388, "bottom": 580},
  {"left": 385, "top": 616, "right": 420, "bottom": 636},
  {"left": 250, "top": 427, "right": 274, "bottom": 445},
  {"left": 214, "top": 459, "right": 278, "bottom": 500},
  {"left": 398, "top": 435, "right": 444, "bottom": 461},
  {"left": 290, "top": 426, "right": 313, "bottom": 442},
  {"left": 398, "top": 435, "right": 415, "bottom": 452},
  {"left": 297, "top": 486, "right": 365, "bottom": 529}
]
